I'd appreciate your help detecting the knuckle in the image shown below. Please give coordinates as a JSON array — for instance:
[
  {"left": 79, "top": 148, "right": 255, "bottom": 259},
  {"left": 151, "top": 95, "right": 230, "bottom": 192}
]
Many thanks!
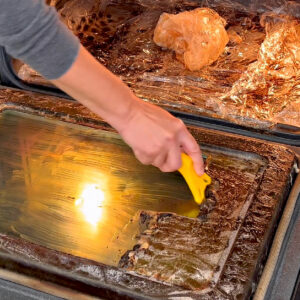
[
  {"left": 144, "top": 148, "right": 153, "bottom": 156},
  {"left": 134, "top": 150, "right": 151, "bottom": 165},
  {"left": 175, "top": 119, "right": 185, "bottom": 131},
  {"left": 152, "top": 161, "right": 160, "bottom": 168},
  {"left": 167, "top": 162, "right": 180, "bottom": 172},
  {"left": 164, "top": 133, "right": 175, "bottom": 144},
  {"left": 173, "top": 160, "right": 182, "bottom": 170},
  {"left": 189, "top": 143, "right": 201, "bottom": 153},
  {"left": 134, "top": 150, "right": 142, "bottom": 159},
  {"left": 145, "top": 146, "right": 159, "bottom": 157},
  {"left": 139, "top": 156, "right": 150, "bottom": 165},
  {"left": 138, "top": 157, "right": 150, "bottom": 165},
  {"left": 142, "top": 160, "right": 151, "bottom": 165},
  {"left": 160, "top": 166, "right": 170, "bottom": 172},
  {"left": 160, "top": 163, "right": 177, "bottom": 173}
]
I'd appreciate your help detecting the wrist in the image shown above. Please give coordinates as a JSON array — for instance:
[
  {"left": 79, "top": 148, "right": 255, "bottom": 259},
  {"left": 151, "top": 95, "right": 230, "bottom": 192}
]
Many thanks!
[{"left": 102, "top": 91, "right": 141, "bottom": 134}]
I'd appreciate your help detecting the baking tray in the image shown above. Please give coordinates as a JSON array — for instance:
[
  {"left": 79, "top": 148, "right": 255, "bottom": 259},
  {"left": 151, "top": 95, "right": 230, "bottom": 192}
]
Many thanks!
[{"left": 0, "top": 88, "right": 298, "bottom": 299}]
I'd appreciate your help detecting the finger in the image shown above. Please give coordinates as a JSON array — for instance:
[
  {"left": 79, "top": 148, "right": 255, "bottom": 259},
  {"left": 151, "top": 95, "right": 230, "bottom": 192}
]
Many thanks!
[
  {"left": 179, "top": 130, "right": 204, "bottom": 176},
  {"left": 152, "top": 151, "right": 168, "bottom": 169},
  {"left": 187, "top": 148, "right": 205, "bottom": 176},
  {"left": 134, "top": 150, "right": 154, "bottom": 166},
  {"left": 160, "top": 145, "right": 182, "bottom": 173}
]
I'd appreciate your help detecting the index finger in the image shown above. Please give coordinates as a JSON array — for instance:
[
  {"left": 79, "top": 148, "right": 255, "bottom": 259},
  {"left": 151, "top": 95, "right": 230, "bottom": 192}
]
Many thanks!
[{"left": 179, "top": 129, "right": 204, "bottom": 176}]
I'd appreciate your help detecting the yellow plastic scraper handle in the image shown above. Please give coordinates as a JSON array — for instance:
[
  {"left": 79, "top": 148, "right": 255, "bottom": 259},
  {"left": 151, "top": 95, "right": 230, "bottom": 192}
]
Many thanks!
[{"left": 178, "top": 153, "right": 212, "bottom": 205}]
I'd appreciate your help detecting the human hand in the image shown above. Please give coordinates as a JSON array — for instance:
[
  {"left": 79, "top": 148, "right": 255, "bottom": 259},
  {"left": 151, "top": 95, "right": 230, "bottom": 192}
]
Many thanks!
[
  {"left": 51, "top": 46, "right": 204, "bottom": 175},
  {"left": 116, "top": 98, "right": 204, "bottom": 175}
]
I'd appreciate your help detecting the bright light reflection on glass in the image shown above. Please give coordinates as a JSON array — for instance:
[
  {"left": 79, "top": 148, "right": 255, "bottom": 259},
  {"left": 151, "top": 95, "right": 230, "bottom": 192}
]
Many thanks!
[{"left": 75, "top": 184, "right": 105, "bottom": 226}]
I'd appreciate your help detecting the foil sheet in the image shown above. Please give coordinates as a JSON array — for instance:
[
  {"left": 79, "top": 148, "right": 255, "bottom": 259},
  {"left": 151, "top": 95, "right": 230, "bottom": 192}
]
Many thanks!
[{"left": 16, "top": 0, "right": 300, "bottom": 129}]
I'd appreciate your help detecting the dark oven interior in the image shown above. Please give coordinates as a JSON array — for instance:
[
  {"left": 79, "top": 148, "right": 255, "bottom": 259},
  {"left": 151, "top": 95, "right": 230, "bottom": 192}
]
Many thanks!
[{"left": 9, "top": 0, "right": 300, "bottom": 130}]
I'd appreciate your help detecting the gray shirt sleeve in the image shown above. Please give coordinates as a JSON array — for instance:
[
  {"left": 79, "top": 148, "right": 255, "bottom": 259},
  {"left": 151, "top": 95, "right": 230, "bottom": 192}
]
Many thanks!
[{"left": 0, "top": 0, "right": 80, "bottom": 80}]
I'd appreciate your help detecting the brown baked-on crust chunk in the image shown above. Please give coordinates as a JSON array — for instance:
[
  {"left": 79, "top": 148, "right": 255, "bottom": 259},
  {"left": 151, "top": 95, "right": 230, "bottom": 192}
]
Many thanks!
[
  {"left": 119, "top": 211, "right": 225, "bottom": 290},
  {"left": 118, "top": 152, "right": 266, "bottom": 291},
  {"left": 153, "top": 8, "right": 229, "bottom": 71}
]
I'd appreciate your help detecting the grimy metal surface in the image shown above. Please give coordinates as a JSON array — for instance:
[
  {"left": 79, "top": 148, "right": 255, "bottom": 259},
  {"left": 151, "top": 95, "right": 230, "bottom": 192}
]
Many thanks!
[{"left": 0, "top": 88, "right": 297, "bottom": 299}]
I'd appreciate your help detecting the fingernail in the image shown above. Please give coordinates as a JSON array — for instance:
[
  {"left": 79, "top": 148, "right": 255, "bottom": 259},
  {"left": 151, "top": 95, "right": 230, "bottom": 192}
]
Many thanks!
[{"left": 196, "top": 168, "right": 205, "bottom": 176}]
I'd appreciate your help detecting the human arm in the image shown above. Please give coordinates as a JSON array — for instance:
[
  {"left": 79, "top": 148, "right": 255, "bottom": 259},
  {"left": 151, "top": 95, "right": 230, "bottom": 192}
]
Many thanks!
[
  {"left": 51, "top": 46, "right": 204, "bottom": 174},
  {"left": 0, "top": 0, "right": 204, "bottom": 174}
]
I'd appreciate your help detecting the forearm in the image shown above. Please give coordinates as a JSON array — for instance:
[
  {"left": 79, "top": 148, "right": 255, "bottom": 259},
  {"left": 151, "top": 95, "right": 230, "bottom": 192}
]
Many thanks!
[{"left": 51, "top": 46, "right": 138, "bottom": 131}]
